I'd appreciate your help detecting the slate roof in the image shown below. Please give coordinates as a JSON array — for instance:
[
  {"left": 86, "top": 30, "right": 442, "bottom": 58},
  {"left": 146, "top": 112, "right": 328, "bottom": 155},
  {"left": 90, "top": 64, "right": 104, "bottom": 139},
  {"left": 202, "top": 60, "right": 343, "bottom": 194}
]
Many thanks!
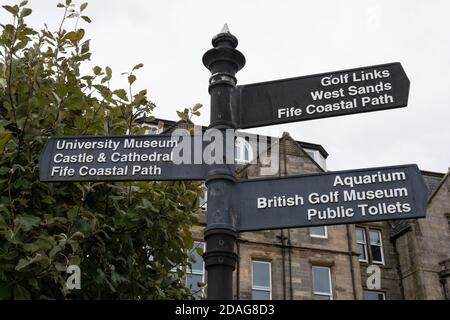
[{"left": 421, "top": 170, "right": 446, "bottom": 196}]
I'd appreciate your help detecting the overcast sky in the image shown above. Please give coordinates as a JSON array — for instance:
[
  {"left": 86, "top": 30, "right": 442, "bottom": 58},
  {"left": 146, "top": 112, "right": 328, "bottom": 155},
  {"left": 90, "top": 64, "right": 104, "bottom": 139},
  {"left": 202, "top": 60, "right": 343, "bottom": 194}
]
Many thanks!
[{"left": 4, "top": 0, "right": 450, "bottom": 173}]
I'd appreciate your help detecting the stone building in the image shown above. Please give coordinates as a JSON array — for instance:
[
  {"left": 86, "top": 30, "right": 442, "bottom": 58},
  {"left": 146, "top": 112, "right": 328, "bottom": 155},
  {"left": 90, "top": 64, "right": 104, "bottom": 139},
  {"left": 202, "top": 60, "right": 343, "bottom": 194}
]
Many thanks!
[{"left": 144, "top": 119, "right": 450, "bottom": 300}]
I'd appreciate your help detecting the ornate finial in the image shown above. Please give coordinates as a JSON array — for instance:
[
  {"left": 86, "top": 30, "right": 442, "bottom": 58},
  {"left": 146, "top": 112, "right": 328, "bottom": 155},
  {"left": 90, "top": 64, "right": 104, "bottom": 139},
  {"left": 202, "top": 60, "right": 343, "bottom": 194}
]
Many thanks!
[
  {"left": 212, "top": 24, "right": 238, "bottom": 48},
  {"left": 220, "top": 23, "right": 230, "bottom": 34},
  {"left": 203, "top": 25, "right": 245, "bottom": 72}
]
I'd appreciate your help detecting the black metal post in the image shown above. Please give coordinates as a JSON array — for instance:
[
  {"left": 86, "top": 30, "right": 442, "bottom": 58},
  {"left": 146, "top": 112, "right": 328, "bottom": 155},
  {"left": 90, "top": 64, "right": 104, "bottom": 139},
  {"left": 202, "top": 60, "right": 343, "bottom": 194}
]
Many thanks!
[{"left": 202, "top": 25, "right": 245, "bottom": 300}]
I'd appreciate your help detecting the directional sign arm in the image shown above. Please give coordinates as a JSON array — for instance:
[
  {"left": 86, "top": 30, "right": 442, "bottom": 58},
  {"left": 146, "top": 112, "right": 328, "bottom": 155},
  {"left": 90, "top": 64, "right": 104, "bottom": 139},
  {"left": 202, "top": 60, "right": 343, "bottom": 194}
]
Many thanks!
[
  {"left": 236, "top": 62, "right": 410, "bottom": 129},
  {"left": 39, "top": 135, "right": 208, "bottom": 182},
  {"left": 235, "top": 164, "right": 427, "bottom": 232}
]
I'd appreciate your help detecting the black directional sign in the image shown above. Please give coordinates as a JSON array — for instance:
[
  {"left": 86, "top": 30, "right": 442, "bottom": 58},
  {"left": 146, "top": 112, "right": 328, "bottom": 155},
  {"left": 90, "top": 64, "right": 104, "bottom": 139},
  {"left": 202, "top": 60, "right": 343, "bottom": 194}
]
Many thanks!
[
  {"left": 39, "top": 135, "right": 207, "bottom": 182},
  {"left": 235, "top": 164, "right": 427, "bottom": 232},
  {"left": 235, "top": 62, "right": 410, "bottom": 129}
]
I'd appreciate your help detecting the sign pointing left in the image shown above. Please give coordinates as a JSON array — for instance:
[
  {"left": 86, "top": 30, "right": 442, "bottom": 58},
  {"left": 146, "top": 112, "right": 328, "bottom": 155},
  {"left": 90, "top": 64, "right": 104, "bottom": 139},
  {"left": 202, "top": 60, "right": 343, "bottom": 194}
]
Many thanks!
[{"left": 39, "top": 135, "right": 207, "bottom": 182}]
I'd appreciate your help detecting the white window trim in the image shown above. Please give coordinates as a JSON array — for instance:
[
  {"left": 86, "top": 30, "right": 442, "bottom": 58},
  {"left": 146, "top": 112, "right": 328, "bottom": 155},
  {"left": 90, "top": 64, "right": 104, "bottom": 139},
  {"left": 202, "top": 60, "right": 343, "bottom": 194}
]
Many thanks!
[
  {"left": 312, "top": 266, "right": 333, "bottom": 300},
  {"left": 185, "top": 242, "right": 206, "bottom": 297},
  {"left": 251, "top": 261, "right": 272, "bottom": 300},
  {"left": 310, "top": 226, "right": 328, "bottom": 239},
  {"left": 199, "top": 188, "right": 207, "bottom": 210},
  {"left": 363, "top": 290, "right": 386, "bottom": 300},
  {"left": 144, "top": 124, "right": 163, "bottom": 135},
  {"left": 369, "top": 229, "right": 385, "bottom": 265},
  {"left": 356, "top": 227, "right": 368, "bottom": 263},
  {"left": 235, "top": 137, "right": 254, "bottom": 164}
]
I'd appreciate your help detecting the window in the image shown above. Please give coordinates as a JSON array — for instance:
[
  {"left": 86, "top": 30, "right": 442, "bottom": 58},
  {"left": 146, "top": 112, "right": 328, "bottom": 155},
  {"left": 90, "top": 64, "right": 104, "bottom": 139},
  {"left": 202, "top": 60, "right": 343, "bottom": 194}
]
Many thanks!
[
  {"left": 363, "top": 290, "right": 385, "bottom": 300},
  {"left": 356, "top": 228, "right": 384, "bottom": 265},
  {"left": 199, "top": 188, "right": 207, "bottom": 210},
  {"left": 356, "top": 227, "right": 368, "bottom": 262},
  {"left": 186, "top": 242, "right": 206, "bottom": 298},
  {"left": 252, "top": 261, "right": 271, "bottom": 300},
  {"left": 312, "top": 266, "right": 332, "bottom": 300},
  {"left": 304, "top": 148, "right": 327, "bottom": 170},
  {"left": 310, "top": 226, "right": 328, "bottom": 238},
  {"left": 235, "top": 137, "right": 253, "bottom": 164},
  {"left": 144, "top": 124, "right": 162, "bottom": 135},
  {"left": 305, "top": 149, "right": 317, "bottom": 160},
  {"left": 369, "top": 230, "right": 384, "bottom": 264}
]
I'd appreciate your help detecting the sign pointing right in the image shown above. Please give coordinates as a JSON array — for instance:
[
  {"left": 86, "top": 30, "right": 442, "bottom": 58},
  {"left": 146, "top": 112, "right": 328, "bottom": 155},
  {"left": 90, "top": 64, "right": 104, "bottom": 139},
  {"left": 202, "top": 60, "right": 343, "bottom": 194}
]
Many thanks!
[
  {"left": 235, "top": 62, "right": 410, "bottom": 129},
  {"left": 235, "top": 164, "right": 427, "bottom": 232}
]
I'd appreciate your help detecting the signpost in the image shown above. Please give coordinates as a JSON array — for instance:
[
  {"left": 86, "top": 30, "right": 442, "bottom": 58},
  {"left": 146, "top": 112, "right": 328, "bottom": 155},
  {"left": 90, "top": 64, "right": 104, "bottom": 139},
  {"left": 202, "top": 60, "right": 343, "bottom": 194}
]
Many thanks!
[
  {"left": 235, "top": 62, "right": 410, "bottom": 129},
  {"left": 234, "top": 164, "right": 427, "bottom": 232},
  {"left": 39, "top": 135, "right": 207, "bottom": 181},
  {"left": 39, "top": 24, "right": 426, "bottom": 300}
]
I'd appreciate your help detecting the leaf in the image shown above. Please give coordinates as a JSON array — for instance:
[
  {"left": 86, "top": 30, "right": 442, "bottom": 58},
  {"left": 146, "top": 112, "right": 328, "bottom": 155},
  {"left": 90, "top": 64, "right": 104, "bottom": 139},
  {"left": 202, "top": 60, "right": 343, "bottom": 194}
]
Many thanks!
[
  {"left": 93, "top": 66, "right": 101, "bottom": 75},
  {"left": 0, "top": 284, "right": 12, "bottom": 299},
  {"left": 13, "top": 285, "right": 30, "bottom": 300},
  {"left": 105, "top": 66, "right": 112, "bottom": 79},
  {"left": 19, "top": 8, "right": 32, "bottom": 17},
  {"left": 57, "top": 3, "right": 65, "bottom": 8},
  {"left": 192, "top": 103, "right": 202, "bottom": 112},
  {"left": 80, "top": 3, "right": 88, "bottom": 12},
  {"left": 65, "top": 31, "right": 78, "bottom": 42},
  {"left": 28, "top": 278, "right": 39, "bottom": 291},
  {"left": 2, "top": 5, "right": 19, "bottom": 16},
  {"left": 77, "top": 28, "right": 85, "bottom": 41},
  {"left": 67, "top": 206, "right": 79, "bottom": 220},
  {"left": 54, "top": 262, "right": 66, "bottom": 272},
  {"left": 113, "top": 89, "right": 128, "bottom": 101},
  {"left": 14, "top": 41, "right": 27, "bottom": 51},
  {"left": 176, "top": 111, "right": 187, "bottom": 121},
  {"left": 49, "top": 246, "right": 62, "bottom": 258},
  {"left": 81, "top": 39, "right": 90, "bottom": 54},
  {"left": 127, "top": 74, "right": 136, "bottom": 85},
  {"left": 69, "top": 255, "right": 80, "bottom": 265},
  {"left": 19, "top": 1, "right": 29, "bottom": 7},
  {"left": 81, "top": 15, "right": 91, "bottom": 23},
  {"left": 23, "top": 239, "right": 52, "bottom": 252},
  {"left": 132, "top": 63, "right": 144, "bottom": 71},
  {"left": 65, "top": 0, "right": 72, "bottom": 5},
  {"left": 16, "top": 258, "right": 32, "bottom": 271},
  {"left": 0, "top": 129, "right": 12, "bottom": 153},
  {"left": 14, "top": 215, "right": 41, "bottom": 232},
  {"left": 70, "top": 231, "right": 85, "bottom": 240}
]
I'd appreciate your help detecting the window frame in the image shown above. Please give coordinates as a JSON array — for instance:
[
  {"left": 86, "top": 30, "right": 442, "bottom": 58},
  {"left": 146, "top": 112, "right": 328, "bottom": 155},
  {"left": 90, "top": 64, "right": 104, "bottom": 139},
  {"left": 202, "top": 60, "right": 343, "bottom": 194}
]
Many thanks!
[
  {"left": 363, "top": 290, "right": 386, "bottom": 300},
  {"left": 368, "top": 229, "right": 385, "bottom": 265},
  {"left": 356, "top": 227, "right": 368, "bottom": 263},
  {"left": 185, "top": 241, "right": 206, "bottom": 298},
  {"left": 144, "top": 124, "right": 162, "bottom": 135},
  {"left": 310, "top": 226, "right": 328, "bottom": 239},
  {"left": 199, "top": 187, "right": 207, "bottom": 210},
  {"left": 312, "top": 266, "right": 333, "bottom": 300},
  {"left": 235, "top": 137, "right": 254, "bottom": 164},
  {"left": 251, "top": 260, "right": 272, "bottom": 300}
]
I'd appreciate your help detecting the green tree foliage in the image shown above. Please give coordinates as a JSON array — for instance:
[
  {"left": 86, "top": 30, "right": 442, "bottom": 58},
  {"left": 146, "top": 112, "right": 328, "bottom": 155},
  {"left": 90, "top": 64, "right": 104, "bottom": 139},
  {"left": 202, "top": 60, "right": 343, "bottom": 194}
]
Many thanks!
[{"left": 0, "top": 1, "right": 204, "bottom": 299}]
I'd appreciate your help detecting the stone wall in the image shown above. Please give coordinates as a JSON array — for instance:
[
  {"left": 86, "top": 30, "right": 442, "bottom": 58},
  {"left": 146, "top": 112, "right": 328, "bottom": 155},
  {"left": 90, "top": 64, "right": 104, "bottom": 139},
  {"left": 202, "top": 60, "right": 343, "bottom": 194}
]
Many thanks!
[{"left": 395, "top": 172, "right": 450, "bottom": 299}]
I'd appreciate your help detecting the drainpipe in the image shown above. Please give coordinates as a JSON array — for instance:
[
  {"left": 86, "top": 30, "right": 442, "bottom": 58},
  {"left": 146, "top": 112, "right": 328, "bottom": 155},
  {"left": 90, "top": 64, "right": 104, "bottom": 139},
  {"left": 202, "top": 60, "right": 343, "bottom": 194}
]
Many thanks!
[
  {"left": 346, "top": 224, "right": 357, "bottom": 299},
  {"left": 277, "top": 231, "right": 287, "bottom": 300},
  {"left": 287, "top": 228, "right": 293, "bottom": 300},
  {"left": 391, "top": 236, "right": 405, "bottom": 300},
  {"left": 440, "top": 278, "right": 448, "bottom": 300},
  {"left": 236, "top": 238, "right": 240, "bottom": 299}
]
